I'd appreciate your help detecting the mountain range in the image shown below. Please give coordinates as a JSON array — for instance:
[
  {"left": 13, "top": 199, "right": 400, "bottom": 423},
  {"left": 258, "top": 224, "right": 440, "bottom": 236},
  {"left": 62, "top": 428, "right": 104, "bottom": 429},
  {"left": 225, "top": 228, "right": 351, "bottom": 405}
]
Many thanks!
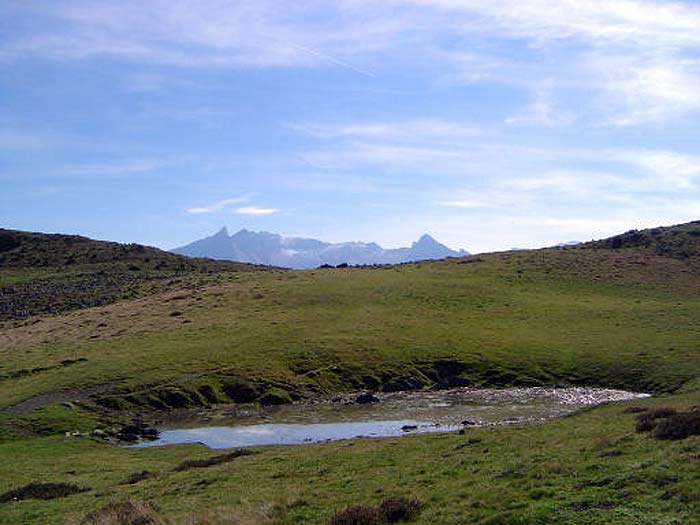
[{"left": 172, "top": 227, "right": 469, "bottom": 268}]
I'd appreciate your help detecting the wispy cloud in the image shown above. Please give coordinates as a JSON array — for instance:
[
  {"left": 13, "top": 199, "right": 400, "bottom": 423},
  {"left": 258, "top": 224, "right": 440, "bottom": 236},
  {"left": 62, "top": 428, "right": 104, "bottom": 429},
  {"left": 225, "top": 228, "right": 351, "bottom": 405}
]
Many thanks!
[
  {"left": 5, "top": 1, "right": 700, "bottom": 126},
  {"left": 236, "top": 206, "right": 278, "bottom": 215},
  {"left": 505, "top": 89, "right": 576, "bottom": 127},
  {"left": 186, "top": 196, "right": 249, "bottom": 214}
]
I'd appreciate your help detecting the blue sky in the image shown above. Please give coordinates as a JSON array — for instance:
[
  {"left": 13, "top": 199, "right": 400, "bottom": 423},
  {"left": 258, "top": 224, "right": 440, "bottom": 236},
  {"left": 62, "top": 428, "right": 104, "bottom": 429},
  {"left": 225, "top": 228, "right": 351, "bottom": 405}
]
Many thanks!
[{"left": 1, "top": 0, "right": 699, "bottom": 253}]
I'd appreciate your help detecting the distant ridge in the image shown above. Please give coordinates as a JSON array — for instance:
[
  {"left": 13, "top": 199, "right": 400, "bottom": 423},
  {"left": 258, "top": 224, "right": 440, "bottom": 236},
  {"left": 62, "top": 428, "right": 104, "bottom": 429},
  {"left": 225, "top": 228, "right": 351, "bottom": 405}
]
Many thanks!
[{"left": 172, "top": 229, "right": 469, "bottom": 268}]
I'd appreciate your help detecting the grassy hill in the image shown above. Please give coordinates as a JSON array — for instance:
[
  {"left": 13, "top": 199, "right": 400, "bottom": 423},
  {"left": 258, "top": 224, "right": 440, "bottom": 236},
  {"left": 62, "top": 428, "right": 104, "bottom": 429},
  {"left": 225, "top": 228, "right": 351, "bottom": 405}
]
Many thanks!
[
  {"left": 1, "top": 221, "right": 700, "bottom": 524},
  {"left": 0, "top": 228, "right": 268, "bottom": 322}
]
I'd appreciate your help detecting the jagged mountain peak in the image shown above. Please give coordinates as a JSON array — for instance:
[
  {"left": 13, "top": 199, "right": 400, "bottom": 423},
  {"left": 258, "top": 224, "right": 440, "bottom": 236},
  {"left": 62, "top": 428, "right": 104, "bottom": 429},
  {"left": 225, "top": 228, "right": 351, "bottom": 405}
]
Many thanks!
[
  {"left": 172, "top": 228, "right": 469, "bottom": 268},
  {"left": 213, "top": 226, "right": 229, "bottom": 237},
  {"left": 413, "top": 233, "right": 441, "bottom": 247}
]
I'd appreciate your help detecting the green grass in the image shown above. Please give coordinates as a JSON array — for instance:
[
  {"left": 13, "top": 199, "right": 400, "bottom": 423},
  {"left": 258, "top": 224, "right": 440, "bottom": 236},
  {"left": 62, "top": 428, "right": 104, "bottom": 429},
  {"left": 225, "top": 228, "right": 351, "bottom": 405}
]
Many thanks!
[
  {"left": 1, "top": 393, "right": 699, "bottom": 524},
  {"left": 2, "top": 252, "right": 700, "bottom": 419},
  {"left": 2, "top": 222, "right": 700, "bottom": 523}
]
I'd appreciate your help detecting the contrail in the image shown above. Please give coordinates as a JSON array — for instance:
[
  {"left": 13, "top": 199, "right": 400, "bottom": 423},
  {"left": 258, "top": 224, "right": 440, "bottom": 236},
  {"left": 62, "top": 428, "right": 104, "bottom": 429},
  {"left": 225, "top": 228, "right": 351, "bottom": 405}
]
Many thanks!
[{"left": 292, "top": 43, "right": 376, "bottom": 78}]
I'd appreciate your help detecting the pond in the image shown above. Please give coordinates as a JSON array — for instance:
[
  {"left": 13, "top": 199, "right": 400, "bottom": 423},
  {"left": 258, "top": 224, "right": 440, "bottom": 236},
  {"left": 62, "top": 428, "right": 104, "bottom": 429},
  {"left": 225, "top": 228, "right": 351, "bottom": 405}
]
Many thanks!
[{"left": 135, "top": 386, "right": 649, "bottom": 449}]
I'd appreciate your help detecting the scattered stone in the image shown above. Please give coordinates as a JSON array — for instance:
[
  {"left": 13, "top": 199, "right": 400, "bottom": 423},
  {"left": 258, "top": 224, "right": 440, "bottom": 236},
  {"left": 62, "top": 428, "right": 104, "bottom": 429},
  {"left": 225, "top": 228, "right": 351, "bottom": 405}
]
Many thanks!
[
  {"left": 355, "top": 392, "right": 380, "bottom": 404},
  {"left": 382, "top": 376, "right": 424, "bottom": 393},
  {"left": 115, "top": 422, "right": 161, "bottom": 443}
]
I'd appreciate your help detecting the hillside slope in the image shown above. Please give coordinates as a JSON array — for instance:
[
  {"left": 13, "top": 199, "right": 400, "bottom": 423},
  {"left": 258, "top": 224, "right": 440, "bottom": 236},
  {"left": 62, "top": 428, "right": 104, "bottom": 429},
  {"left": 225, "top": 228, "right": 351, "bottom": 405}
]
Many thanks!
[
  {"left": 1, "top": 220, "right": 700, "bottom": 426},
  {"left": 0, "top": 228, "right": 268, "bottom": 322},
  {"left": 2, "top": 221, "right": 700, "bottom": 524}
]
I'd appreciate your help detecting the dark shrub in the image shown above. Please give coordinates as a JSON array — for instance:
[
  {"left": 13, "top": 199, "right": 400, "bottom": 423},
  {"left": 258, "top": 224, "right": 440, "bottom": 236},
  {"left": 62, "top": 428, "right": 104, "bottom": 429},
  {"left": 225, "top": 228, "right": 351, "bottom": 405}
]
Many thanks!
[
  {"left": 635, "top": 407, "right": 677, "bottom": 432},
  {"left": 378, "top": 497, "right": 423, "bottom": 522},
  {"left": 0, "top": 482, "right": 87, "bottom": 502},
  {"left": 649, "top": 408, "right": 678, "bottom": 418},
  {"left": 328, "top": 497, "right": 423, "bottom": 525},
  {"left": 653, "top": 411, "right": 700, "bottom": 440},
  {"left": 328, "top": 505, "right": 382, "bottom": 525}
]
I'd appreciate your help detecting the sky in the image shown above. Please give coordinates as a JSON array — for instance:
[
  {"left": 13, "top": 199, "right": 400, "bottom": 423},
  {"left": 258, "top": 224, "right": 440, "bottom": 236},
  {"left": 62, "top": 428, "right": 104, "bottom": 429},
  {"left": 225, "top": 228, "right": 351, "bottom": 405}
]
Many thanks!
[{"left": 1, "top": 0, "right": 700, "bottom": 253}]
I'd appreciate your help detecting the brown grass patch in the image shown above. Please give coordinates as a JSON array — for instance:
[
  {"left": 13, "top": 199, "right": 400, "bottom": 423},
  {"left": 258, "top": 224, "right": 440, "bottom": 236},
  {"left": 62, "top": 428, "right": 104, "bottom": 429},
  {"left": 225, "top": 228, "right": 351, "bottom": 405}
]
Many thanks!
[{"left": 80, "top": 500, "right": 167, "bottom": 525}]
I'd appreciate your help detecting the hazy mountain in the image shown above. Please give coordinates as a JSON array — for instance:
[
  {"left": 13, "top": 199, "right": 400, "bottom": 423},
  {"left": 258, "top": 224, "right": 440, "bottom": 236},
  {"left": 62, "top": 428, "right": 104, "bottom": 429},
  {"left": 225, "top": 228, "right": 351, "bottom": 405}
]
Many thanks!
[{"left": 172, "top": 228, "right": 468, "bottom": 268}]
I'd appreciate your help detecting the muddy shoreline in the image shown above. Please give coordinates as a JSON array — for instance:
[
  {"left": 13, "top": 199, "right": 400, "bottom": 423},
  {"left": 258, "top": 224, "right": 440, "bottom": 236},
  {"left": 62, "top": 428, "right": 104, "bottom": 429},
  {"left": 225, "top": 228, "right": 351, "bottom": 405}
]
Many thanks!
[{"left": 135, "top": 386, "right": 650, "bottom": 449}]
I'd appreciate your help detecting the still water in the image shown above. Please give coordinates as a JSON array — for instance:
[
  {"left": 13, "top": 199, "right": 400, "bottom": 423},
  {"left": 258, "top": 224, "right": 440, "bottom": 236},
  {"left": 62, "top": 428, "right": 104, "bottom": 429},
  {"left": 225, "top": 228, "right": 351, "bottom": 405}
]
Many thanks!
[{"left": 136, "top": 387, "right": 649, "bottom": 449}]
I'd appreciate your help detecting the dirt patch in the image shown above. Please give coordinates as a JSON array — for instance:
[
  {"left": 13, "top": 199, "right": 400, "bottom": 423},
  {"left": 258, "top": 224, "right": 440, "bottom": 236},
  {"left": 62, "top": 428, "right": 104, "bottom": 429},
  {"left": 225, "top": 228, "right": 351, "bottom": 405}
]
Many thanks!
[
  {"left": 0, "top": 482, "right": 88, "bottom": 502},
  {"left": 173, "top": 449, "right": 257, "bottom": 472}
]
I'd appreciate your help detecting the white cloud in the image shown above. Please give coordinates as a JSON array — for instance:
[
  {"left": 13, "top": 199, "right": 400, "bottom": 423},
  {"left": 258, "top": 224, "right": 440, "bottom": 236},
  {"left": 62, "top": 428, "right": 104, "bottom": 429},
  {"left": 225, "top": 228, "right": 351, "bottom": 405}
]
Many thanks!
[
  {"left": 589, "top": 54, "right": 700, "bottom": 125},
  {"left": 606, "top": 149, "right": 700, "bottom": 190},
  {"left": 410, "top": 0, "right": 700, "bottom": 48},
  {"left": 1, "top": 1, "right": 392, "bottom": 74},
  {"left": 186, "top": 196, "right": 249, "bottom": 214},
  {"left": 236, "top": 206, "right": 278, "bottom": 215}
]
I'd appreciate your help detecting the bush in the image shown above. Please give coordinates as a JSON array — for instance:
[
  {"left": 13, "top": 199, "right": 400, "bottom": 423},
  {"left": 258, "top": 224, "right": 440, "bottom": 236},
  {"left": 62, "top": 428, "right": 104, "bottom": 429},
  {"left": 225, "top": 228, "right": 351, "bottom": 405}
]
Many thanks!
[
  {"left": 328, "top": 497, "right": 423, "bottom": 525},
  {"left": 328, "top": 505, "right": 383, "bottom": 525},
  {"left": 653, "top": 411, "right": 700, "bottom": 440},
  {"left": 635, "top": 407, "right": 677, "bottom": 432},
  {"left": 378, "top": 497, "right": 423, "bottom": 522}
]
